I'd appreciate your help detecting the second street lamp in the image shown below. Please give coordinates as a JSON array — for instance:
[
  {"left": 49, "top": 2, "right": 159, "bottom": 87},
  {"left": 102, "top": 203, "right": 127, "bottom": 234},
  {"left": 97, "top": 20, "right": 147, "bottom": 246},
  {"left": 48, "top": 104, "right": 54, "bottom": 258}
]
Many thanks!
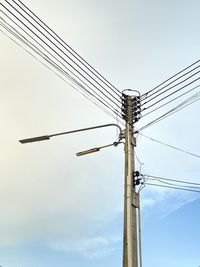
[{"left": 76, "top": 142, "right": 119, "bottom": 156}]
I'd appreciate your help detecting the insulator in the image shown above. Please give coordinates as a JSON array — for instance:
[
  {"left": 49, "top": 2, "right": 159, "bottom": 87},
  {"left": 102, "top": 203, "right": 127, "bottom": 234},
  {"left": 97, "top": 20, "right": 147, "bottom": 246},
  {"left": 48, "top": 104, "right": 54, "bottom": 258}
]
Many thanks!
[
  {"left": 133, "top": 111, "right": 141, "bottom": 117},
  {"left": 133, "top": 103, "right": 140, "bottom": 109},
  {"left": 134, "top": 179, "right": 140, "bottom": 185},
  {"left": 132, "top": 96, "right": 140, "bottom": 101},
  {"left": 122, "top": 114, "right": 127, "bottom": 120},
  {"left": 134, "top": 171, "right": 140, "bottom": 177},
  {"left": 132, "top": 96, "right": 141, "bottom": 107}
]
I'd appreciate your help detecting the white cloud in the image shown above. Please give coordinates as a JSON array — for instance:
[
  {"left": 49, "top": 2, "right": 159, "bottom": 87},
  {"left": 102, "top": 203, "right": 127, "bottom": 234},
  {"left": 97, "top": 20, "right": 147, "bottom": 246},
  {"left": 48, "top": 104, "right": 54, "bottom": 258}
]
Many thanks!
[
  {"left": 141, "top": 198, "right": 156, "bottom": 208},
  {"left": 48, "top": 235, "right": 122, "bottom": 259}
]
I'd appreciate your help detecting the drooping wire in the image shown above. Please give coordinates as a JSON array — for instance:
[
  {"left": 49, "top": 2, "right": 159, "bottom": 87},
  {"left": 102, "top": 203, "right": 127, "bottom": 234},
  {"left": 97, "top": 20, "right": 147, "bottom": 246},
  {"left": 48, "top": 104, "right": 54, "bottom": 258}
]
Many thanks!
[
  {"left": 144, "top": 182, "right": 200, "bottom": 193},
  {"left": 2, "top": 1, "right": 122, "bottom": 109},
  {"left": 141, "top": 59, "right": 200, "bottom": 99},
  {"left": 146, "top": 175, "right": 200, "bottom": 186},
  {"left": 148, "top": 177, "right": 200, "bottom": 190},
  {"left": 138, "top": 133, "right": 200, "bottom": 159}
]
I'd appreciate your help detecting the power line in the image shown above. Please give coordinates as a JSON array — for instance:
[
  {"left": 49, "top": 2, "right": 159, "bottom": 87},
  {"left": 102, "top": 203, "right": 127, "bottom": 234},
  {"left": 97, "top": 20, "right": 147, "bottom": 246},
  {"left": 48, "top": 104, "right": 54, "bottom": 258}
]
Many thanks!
[
  {"left": 16, "top": 0, "right": 122, "bottom": 96},
  {"left": 141, "top": 84, "right": 200, "bottom": 118},
  {"left": 148, "top": 177, "right": 200, "bottom": 190},
  {"left": 0, "top": 11, "right": 123, "bottom": 121},
  {"left": 138, "top": 91, "right": 200, "bottom": 131},
  {"left": 0, "top": 18, "right": 124, "bottom": 123},
  {"left": 138, "top": 133, "right": 200, "bottom": 159},
  {"left": 141, "top": 65, "right": 200, "bottom": 104},
  {"left": 144, "top": 182, "right": 200, "bottom": 193},
  {"left": 0, "top": 16, "right": 123, "bottom": 120},
  {"left": 145, "top": 175, "right": 200, "bottom": 186},
  {"left": 141, "top": 59, "right": 200, "bottom": 99},
  {"left": 141, "top": 74, "right": 200, "bottom": 110},
  {"left": 2, "top": 1, "right": 121, "bottom": 108},
  {"left": 4, "top": 0, "right": 122, "bottom": 103}
]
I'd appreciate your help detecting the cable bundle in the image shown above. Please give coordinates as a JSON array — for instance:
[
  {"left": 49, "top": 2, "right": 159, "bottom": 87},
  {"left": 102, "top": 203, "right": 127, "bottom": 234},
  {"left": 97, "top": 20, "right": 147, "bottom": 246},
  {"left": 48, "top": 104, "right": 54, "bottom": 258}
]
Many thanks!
[
  {"left": 0, "top": 0, "right": 124, "bottom": 122},
  {"left": 1, "top": 0, "right": 200, "bottom": 131},
  {"left": 137, "top": 60, "right": 200, "bottom": 131}
]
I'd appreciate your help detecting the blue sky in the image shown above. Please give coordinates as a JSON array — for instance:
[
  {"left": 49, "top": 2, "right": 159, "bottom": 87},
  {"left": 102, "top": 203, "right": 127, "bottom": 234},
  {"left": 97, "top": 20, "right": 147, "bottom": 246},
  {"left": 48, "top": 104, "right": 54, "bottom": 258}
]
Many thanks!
[{"left": 1, "top": 0, "right": 200, "bottom": 267}]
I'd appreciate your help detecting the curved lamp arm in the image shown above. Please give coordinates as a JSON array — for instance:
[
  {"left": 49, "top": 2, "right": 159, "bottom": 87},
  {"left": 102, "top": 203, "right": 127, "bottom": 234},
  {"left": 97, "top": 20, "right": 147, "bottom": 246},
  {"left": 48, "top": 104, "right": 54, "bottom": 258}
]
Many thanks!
[{"left": 19, "top": 123, "right": 123, "bottom": 144}]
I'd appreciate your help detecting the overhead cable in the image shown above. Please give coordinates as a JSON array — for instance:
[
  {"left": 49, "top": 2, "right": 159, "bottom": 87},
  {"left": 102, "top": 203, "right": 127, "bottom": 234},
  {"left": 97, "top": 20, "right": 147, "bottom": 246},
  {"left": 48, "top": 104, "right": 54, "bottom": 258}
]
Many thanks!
[
  {"left": 0, "top": 14, "right": 122, "bottom": 119},
  {"left": 138, "top": 133, "right": 200, "bottom": 159},
  {"left": 138, "top": 91, "right": 200, "bottom": 131},
  {"left": 0, "top": 18, "right": 124, "bottom": 122},
  {"left": 144, "top": 182, "right": 200, "bottom": 193},
  {"left": 4, "top": 0, "right": 122, "bottom": 102},
  {"left": 145, "top": 175, "right": 200, "bottom": 189},
  {"left": 146, "top": 175, "right": 200, "bottom": 186},
  {"left": 141, "top": 59, "right": 200, "bottom": 99},
  {"left": 2, "top": 1, "right": 121, "bottom": 108},
  {"left": 148, "top": 177, "right": 200, "bottom": 190},
  {"left": 141, "top": 64, "right": 200, "bottom": 103},
  {"left": 15, "top": 0, "right": 122, "bottom": 96},
  {"left": 141, "top": 72, "right": 200, "bottom": 109},
  {"left": 141, "top": 84, "right": 200, "bottom": 118}
]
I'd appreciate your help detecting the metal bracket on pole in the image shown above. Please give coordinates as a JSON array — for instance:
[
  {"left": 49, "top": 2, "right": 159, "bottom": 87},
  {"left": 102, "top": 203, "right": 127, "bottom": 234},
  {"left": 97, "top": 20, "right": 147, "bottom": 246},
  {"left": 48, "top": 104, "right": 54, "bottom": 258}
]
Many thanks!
[
  {"left": 132, "top": 192, "right": 139, "bottom": 209},
  {"left": 132, "top": 136, "right": 137, "bottom": 147}
]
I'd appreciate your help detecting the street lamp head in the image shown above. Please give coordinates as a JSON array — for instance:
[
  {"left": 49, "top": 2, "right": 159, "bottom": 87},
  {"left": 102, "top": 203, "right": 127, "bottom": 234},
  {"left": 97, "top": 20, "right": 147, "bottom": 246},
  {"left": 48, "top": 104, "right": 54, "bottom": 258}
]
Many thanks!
[
  {"left": 19, "top": 135, "right": 50, "bottom": 144},
  {"left": 76, "top": 147, "right": 100, "bottom": 156}
]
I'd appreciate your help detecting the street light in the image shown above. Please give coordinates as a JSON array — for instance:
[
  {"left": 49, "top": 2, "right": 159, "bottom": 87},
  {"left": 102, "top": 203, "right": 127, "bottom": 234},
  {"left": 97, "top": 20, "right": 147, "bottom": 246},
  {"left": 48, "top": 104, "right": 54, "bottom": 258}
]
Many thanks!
[
  {"left": 19, "top": 135, "right": 50, "bottom": 143},
  {"left": 76, "top": 142, "right": 119, "bottom": 156},
  {"left": 18, "top": 117, "right": 139, "bottom": 267},
  {"left": 19, "top": 123, "right": 123, "bottom": 146}
]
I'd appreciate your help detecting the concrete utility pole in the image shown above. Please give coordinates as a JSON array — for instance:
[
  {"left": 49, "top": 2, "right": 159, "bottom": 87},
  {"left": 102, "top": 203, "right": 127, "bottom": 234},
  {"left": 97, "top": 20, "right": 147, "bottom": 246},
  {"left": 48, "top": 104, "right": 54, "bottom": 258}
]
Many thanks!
[
  {"left": 19, "top": 92, "right": 142, "bottom": 267},
  {"left": 122, "top": 94, "right": 140, "bottom": 267}
]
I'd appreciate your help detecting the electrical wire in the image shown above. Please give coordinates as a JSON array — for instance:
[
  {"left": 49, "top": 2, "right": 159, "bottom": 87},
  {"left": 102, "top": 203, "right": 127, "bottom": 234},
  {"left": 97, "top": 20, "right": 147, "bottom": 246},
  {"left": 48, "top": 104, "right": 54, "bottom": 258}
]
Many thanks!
[
  {"left": 144, "top": 182, "right": 200, "bottom": 193},
  {"left": 141, "top": 59, "right": 200, "bottom": 99},
  {"left": 141, "top": 65, "right": 200, "bottom": 103},
  {"left": 141, "top": 74, "right": 200, "bottom": 110},
  {"left": 2, "top": 1, "right": 122, "bottom": 109},
  {"left": 0, "top": 10, "right": 123, "bottom": 120},
  {"left": 137, "top": 91, "right": 200, "bottom": 132},
  {"left": 4, "top": 0, "right": 122, "bottom": 103},
  {"left": 148, "top": 177, "right": 200, "bottom": 190},
  {"left": 0, "top": 19, "right": 124, "bottom": 123},
  {"left": 0, "top": 18, "right": 122, "bottom": 119},
  {"left": 138, "top": 133, "right": 200, "bottom": 159},
  {"left": 11, "top": 0, "right": 122, "bottom": 96},
  {"left": 145, "top": 175, "right": 200, "bottom": 186},
  {"left": 0, "top": 14, "right": 123, "bottom": 119},
  {"left": 141, "top": 84, "right": 200, "bottom": 118}
]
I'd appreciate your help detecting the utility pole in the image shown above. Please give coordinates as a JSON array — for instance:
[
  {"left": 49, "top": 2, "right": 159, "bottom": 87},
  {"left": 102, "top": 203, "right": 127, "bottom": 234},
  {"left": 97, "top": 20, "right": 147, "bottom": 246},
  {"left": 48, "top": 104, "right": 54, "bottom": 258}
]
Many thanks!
[
  {"left": 19, "top": 92, "right": 142, "bottom": 267},
  {"left": 122, "top": 93, "right": 141, "bottom": 267}
]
